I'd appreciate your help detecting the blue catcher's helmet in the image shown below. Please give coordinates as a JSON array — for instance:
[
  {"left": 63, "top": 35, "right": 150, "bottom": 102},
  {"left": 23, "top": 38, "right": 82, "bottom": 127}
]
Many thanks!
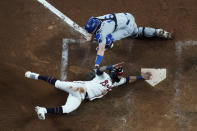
[{"left": 85, "top": 17, "right": 100, "bottom": 33}]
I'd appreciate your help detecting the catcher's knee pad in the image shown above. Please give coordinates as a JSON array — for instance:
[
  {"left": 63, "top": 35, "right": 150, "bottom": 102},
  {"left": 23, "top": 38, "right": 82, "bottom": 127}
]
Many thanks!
[
  {"left": 137, "top": 27, "right": 173, "bottom": 39},
  {"left": 137, "top": 27, "right": 157, "bottom": 38}
]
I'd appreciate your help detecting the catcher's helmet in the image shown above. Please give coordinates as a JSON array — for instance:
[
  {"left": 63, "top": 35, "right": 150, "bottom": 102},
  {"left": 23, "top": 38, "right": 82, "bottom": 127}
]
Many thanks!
[{"left": 85, "top": 17, "right": 100, "bottom": 33}]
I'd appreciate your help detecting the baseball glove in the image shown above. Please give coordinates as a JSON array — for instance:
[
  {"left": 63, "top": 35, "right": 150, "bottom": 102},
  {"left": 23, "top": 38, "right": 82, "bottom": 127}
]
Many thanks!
[{"left": 87, "top": 69, "right": 96, "bottom": 81}]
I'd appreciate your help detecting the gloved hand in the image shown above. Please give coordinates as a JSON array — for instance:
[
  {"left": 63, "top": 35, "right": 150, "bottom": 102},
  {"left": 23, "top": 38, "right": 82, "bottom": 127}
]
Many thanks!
[
  {"left": 87, "top": 69, "right": 96, "bottom": 81},
  {"left": 87, "top": 66, "right": 103, "bottom": 80}
]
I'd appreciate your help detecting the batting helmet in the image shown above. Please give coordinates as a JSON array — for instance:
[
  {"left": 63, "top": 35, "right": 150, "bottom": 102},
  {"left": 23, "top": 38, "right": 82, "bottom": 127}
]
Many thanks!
[
  {"left": 110, "top": 66, "right": 123, "bottom": 83},
  {"left": 114, "top": 66, "right": 124, "bottom": 76},
  {"left": 85, "top": 17, "right": 100, "bottom": 33}
]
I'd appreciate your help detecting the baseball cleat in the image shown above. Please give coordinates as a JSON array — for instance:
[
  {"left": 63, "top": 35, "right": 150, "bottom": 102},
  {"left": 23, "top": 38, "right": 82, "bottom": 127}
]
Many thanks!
[
  {"left": 25, "top": 71, "right": 39, "bottom": 80},
  {"left": 156, "top": 29, "right": 173, "bottom": 39},
  {"left": 35, "top": 106, "right": 47, "bottom": 120}
]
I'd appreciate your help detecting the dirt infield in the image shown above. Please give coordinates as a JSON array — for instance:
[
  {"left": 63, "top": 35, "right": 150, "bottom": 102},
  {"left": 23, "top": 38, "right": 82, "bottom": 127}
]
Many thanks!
[{"left": 0, "top": 0, "right": 197, "bottom": 130}]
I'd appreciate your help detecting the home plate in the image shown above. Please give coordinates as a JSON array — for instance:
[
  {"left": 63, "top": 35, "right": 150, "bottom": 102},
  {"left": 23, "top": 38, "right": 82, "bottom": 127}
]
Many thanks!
[{"left": 141, "top": 68, "right": 166, "bottom": 87}]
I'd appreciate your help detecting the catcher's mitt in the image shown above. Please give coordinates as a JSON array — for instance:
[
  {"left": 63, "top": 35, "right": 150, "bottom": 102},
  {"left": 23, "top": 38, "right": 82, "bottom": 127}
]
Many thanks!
[{"left": 87, "top": 69, "right": 96, "bottom": 81}]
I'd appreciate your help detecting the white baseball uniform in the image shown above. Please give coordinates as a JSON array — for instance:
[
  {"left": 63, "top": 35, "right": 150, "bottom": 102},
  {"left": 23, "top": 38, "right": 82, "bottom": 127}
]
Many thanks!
[{"left": 54, "top": 72, "right": 126, "bottom": 113}]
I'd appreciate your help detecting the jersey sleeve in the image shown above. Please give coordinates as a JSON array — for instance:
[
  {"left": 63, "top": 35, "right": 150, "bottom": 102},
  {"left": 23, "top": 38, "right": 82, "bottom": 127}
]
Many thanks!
[
  {"left": 95, "top": 20, "right": 115, "bottom": 45},
  {"left": 112, "top": 77, "right": 127, "bottom": 87}
]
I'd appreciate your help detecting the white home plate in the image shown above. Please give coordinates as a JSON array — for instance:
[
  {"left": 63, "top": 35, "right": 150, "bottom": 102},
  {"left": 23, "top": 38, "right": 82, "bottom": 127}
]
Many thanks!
[{"left": 141, "top": 68, "right": 166, "bottom": 87}]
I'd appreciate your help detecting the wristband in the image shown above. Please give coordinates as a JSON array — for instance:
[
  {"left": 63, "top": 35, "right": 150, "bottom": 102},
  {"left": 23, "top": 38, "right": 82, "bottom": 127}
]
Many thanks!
[
  {"left": 136, "top": 75, "right": 144, "bottom": 80},
  {"left": 126, "top": 76, "right": 130, "bottom": 83},
  {"left": 95, "top": 55, "right": 103, "bottom": 65},
  {"left": 106, "top": 65, "right": 113, "bottom": 70}
]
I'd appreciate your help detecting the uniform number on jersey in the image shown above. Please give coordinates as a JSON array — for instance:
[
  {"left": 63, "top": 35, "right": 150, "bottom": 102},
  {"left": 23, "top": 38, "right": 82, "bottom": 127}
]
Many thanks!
[{"left": 100, "top": 80, "right": 112, "bottom": 91}]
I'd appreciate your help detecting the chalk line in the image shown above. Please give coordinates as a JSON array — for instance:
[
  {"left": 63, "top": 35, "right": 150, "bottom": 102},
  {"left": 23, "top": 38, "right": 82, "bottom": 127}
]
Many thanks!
[
  {"left": 60, "top": 38, "right": 89, "bottom": 80},
  {"left": 37, "top": 0, "right": 89, "bottom": 39},
  {"left": 173, "top": 40, "right": 197, "bottom": 130},
  {"left": 124, "top": 91, "right": 136, "bottom": 130},
  {"left": 60, "top": 40, "right": 68, "bottom": 81},
  {"left": 174, "top": 41, "right": 185, "bottom": 131},
  {"left": 181, "top": 40, "right": 197, "bottom": 47},
  {"left": 119, "top": 41, "right": 136, "bottom": 130}
]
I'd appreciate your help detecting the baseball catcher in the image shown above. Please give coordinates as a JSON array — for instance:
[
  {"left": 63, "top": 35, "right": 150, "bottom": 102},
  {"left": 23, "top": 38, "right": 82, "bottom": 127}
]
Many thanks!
[
  {"left": 25, "top": 62, "right": 151, "bottom": 120},
  {"left": 84, "top": 13, "right": 173, "bottom": 68}
]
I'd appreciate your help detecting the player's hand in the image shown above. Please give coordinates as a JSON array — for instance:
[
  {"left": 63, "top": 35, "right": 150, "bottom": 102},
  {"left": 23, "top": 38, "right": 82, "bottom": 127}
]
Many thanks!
[
  {"left": 87, "top": 69, "right": 96, "bottom": 81},
  {"left": 113, "top": 62, "right": 124, "bottom": 69},
  {"left": 142, "top": 72, "right": 152, "bottom": 80}
]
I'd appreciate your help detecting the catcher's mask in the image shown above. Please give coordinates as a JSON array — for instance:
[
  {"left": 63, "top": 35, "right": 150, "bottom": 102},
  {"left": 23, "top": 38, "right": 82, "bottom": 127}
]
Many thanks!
[{"left": 110, "top": 66, "right": 124, "bottom": 82}]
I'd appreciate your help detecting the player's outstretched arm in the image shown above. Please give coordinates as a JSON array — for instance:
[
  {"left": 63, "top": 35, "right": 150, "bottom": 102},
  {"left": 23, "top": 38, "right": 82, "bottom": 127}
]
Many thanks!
[
  {"left": 112, "top": 72, "right": 151, "bottom": 87},
  {"left": 99, "top": 61, "right": 124, "bottom": 72},
  {"left": 87, "top": 62, "right": 124, "bottom": 80},
  {"left": 95, "top": 44, "right": 106, "bottom": 67},
  {"left": 127, "top": 72, "right": 151, "bottom": 83}
]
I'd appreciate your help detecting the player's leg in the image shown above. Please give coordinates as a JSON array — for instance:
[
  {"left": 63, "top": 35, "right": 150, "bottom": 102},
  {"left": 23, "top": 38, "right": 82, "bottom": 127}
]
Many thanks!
[
  {"left": 134, "top": 27, "right": 173, "bottom": 39},
  {"left": 62, "top": 94, "right": 82, "bottom": 113},
  {"left": 111, "top": 28, "right": 133, "bottom": 42},
  {"left": 102, "top": 29, "right": 129, "bottom": 50},
  {"left": 35, "top": 94, "right": 82, "bottom": 120},
  {"left": 25, "top": 71, "right": 57, "bottom": 85},
  {"left": 109, "top": 13, "right": 136, "bottom": 43},
  {"left": 25, "top": 71, "right": 84, "bottom": 94},
  {"left": 55, "top": 81, "right": 86, "bottom": 98},
  {"left": 40, "top": 94, "right": 81, "bottom": 115},
  {"left": 111, "top": 14, "right": 139, "bottom": 42},
  {"left": 25, "top": 71, "right": 86, "bottom": 99},
  {"left": 124, "top": 13, "right": 173, "bottom": 39}
]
